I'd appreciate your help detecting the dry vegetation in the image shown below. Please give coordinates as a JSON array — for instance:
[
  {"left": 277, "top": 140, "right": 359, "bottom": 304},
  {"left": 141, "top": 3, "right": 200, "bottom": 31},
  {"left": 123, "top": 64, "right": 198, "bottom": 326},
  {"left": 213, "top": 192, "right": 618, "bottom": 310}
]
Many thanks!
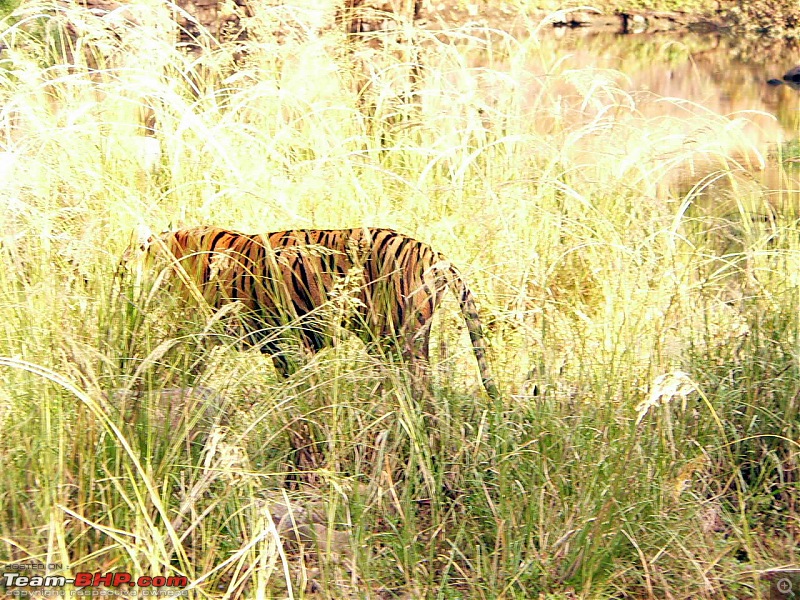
[{"left": 0, "top": 1, "right": 797, "bottom": 598}]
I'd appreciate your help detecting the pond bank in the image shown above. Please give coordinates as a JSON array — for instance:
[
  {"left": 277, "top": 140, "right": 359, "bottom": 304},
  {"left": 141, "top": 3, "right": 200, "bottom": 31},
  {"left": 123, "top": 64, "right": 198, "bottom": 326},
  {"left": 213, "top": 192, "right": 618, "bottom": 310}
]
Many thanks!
[{"left": 411, "top": 4, "right": 727, "bottom": 36}]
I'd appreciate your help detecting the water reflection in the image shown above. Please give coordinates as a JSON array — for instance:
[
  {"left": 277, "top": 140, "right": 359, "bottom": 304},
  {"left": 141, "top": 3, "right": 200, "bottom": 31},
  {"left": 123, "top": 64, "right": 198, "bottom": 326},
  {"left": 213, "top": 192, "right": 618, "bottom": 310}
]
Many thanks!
[
  {"left": 536, "top": 30, "right": 800, "bottom": 136},
  {"left": 767, "top": 66, "right": 800, "bottom": 89},
  {"left": 463, "top": 28, "right": 800, "bottom": 213}
]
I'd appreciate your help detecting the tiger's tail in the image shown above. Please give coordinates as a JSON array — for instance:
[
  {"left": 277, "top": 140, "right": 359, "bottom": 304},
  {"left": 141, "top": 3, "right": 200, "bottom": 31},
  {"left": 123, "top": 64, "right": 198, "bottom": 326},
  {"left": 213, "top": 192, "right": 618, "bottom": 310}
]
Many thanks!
[{"left": 442, "top": 263, "right": 500, "bottom": 400}]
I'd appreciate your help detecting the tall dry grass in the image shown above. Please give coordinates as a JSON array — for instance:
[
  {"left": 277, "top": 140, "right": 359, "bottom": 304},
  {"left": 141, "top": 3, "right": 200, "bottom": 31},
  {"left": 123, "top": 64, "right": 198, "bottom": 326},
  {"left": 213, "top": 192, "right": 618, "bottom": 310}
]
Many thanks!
[{"left": 0, "top": 1, "right": 796, "bottom": 598}]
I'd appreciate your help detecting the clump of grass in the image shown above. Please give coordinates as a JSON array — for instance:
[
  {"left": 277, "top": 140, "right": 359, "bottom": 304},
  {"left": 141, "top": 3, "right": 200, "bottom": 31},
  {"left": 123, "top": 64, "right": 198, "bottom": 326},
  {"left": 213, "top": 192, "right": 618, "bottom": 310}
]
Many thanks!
[{"left": 0, "top": 1, "right": 797, "bottom": 597}]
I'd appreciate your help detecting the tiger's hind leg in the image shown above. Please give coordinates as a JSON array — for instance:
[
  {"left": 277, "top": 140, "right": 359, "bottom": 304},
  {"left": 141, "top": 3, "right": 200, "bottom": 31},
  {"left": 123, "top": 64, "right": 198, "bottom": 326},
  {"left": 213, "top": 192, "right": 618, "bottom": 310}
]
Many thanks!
[{"left": 402, "top": 318, "right": 434, "bottom": 399}]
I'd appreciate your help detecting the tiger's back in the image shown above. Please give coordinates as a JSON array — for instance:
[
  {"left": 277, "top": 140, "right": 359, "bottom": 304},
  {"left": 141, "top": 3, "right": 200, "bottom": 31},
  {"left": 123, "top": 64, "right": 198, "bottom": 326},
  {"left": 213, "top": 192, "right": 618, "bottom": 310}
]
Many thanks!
[{"left": 147, "top": 226, "right": 499, "bottom": 398}]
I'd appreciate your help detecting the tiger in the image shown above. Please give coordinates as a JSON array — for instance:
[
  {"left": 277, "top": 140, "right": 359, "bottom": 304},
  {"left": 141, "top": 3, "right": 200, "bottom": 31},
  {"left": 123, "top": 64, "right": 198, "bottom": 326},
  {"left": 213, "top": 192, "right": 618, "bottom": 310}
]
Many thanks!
[{"left": 135, "top": 226, "right": 500, "bottom": 399}]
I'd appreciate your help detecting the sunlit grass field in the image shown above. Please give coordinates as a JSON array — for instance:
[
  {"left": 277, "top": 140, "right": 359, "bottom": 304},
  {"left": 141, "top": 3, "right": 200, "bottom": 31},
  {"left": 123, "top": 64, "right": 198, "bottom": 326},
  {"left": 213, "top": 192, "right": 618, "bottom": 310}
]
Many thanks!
[{"left": 0, "top": 1, "right": 797, "bottom": 598}]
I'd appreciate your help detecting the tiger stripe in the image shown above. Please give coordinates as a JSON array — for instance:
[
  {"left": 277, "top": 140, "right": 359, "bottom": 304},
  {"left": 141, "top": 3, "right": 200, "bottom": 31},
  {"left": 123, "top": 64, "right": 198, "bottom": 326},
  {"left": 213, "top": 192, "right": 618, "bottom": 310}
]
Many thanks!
[{"left": 143, "top": 226, "right": 499, "bottom": 399}]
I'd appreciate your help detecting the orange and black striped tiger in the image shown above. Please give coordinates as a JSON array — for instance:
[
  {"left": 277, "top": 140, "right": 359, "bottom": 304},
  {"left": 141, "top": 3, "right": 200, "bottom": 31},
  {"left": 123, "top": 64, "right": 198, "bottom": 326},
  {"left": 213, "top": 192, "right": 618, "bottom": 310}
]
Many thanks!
[{"left": 138, "top": 226, "right": 499, "bottom": 398}]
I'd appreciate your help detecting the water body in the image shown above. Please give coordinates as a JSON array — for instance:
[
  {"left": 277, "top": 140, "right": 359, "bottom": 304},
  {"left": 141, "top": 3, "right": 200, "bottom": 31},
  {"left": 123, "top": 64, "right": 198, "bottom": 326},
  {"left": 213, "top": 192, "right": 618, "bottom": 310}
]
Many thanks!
[{"left": 455, "top": 27, "right": 800, "bottom": 214}]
